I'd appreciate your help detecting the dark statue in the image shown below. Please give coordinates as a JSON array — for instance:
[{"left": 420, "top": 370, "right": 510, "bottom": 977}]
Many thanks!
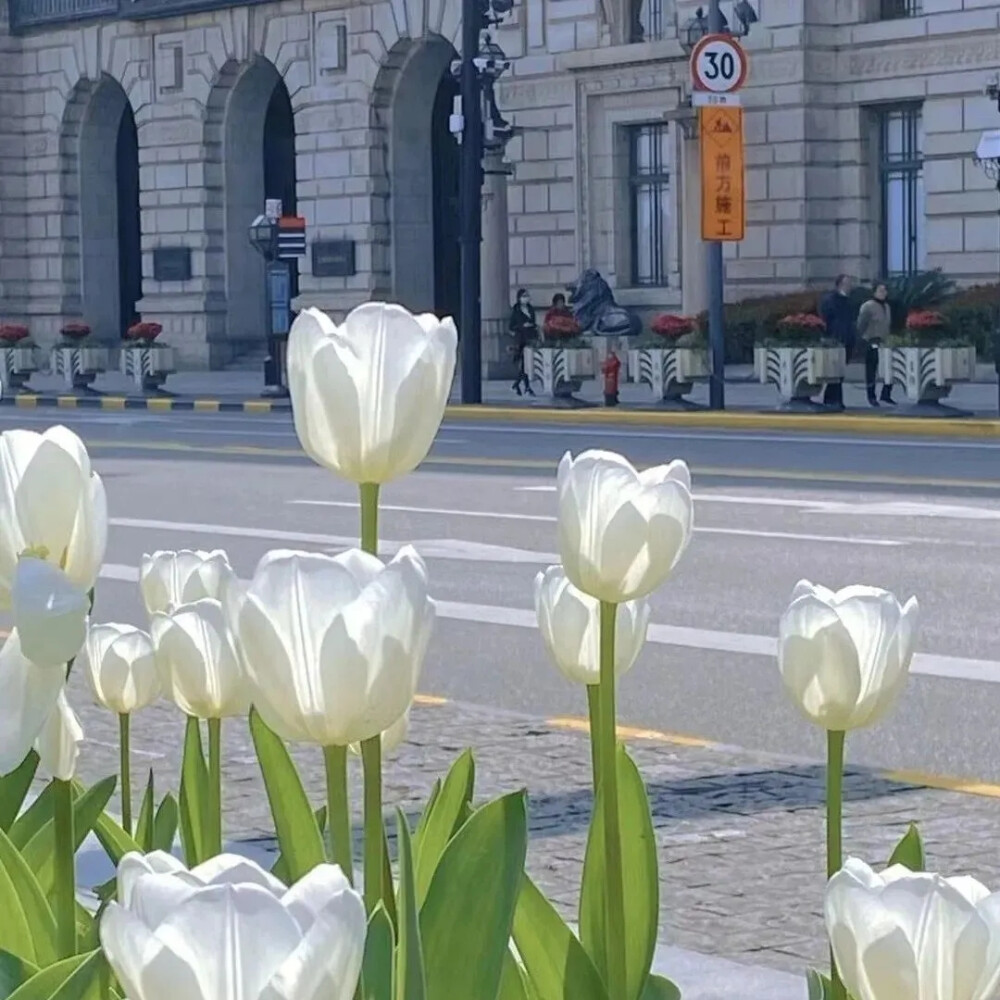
[{"left": 567, "top": 269, "right": 641, "bottom": 338}]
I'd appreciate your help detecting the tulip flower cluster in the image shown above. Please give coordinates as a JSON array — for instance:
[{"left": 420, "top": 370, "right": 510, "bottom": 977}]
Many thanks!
[{"left": 0, "top": 299, "right": 994, "bottom": 1000}]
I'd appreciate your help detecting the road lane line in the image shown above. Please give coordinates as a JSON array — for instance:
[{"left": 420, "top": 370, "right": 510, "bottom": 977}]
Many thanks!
[{"left": 286, "top": 500, "right": 903, "bottom": 547}]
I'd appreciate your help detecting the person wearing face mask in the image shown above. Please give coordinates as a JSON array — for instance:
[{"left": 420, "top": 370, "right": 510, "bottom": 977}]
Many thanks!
[
  {"left": 508, "top": 288, "right": 537, "bottom": 396},
  {"left": 857, "top": 282, "right": 894, "bottom": 407}
]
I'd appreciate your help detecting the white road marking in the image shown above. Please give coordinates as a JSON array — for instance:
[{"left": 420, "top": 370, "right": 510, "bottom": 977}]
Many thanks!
[
  {"left": 97, "top": 562, "right": 1000, "bottom": 685},
  {"left": 284, "top": 502, "right": 902, "bottom": 547}
]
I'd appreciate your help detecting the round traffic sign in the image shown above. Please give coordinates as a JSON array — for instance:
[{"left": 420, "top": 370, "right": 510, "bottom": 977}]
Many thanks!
[{"left": 690, "top": 33, "right": 748, "bottom": 93}]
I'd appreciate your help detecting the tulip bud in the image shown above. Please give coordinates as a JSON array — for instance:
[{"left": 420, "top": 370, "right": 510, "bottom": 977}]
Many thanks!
[
  {"left": 778, "top": 581, "right": 918, "bottom": 731},
  {"left": 80, "top": 623, "right": 160, "bottom": 715},
  {"left": 826, "top": 858, "right": 1000, "bottom": 1000},
  {"left": 231, "top": 547, "right": 434, "bottom": 747},
  {"left": 534, "top": 565, "right": 649, "bottom": 686},
  {"left": 140, "top": 549, "right": 237, "bottom": 617},
  {"left": 287, "top": 304, "right": 457, "bottom": 485},
  {"left": 556, "top": 450, "right": 693, "bottom": 604},
  {"left": 151, "top": 599, "right": 248, "bottom": 719},
  {"left": 100, "top": 852, "right": 366, "bottom": 1000}
]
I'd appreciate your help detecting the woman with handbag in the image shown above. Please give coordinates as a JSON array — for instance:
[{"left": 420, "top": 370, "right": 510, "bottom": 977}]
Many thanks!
[{"left": 508, "top": 288, "right": 537, "bottom": 396}]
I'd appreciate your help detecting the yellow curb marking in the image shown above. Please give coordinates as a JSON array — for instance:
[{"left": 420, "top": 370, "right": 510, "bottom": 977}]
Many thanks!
[
  {"left": 146, "top": 398, "right": 173, "bottom": 412},
  {"left": 56, "top": 396, "right": 78, "bottom": 408},
  {"left": 546, "top": 715, "right": 716, "bottom": 749},
  {"left": 101, "top": 397, "right": 127, "bottom": 410},
  {"left": 243, "top": 401, "right": 273, "bottom": 414},
  {"left": 193, "top": 400, "right": 221, "bottom": 412},
  {"left": 882, "top": 769, "right": 1000, "bottom": 799},
  {"left": 413, "top": 694, "right": 450, "bottom": 707},
  {"left": 14, "top": 396, "right": 38, "bottom": 408}
]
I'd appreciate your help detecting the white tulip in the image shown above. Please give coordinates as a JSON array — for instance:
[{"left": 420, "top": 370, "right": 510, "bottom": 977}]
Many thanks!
[
  {"left": 81, "top": 623, "right": 160, "bottom": 715},
  {"left": 151, "top": 599, "right": 248, "bottom": 719},
  {"left": 778, "top": 581, "right": 919, "bottom": 731},
  {"left": 556, "top": 450, "right": 693, "bottom": 604},
  {"left": 140, "top": 549, "right": 237, "bottom": 617},
  {"left": 33, "top": 692, "right": 84, "bottom": 782},
  {"left": 11, "top": 556, "right": 89, "bottom": 667},
  {"left": 826, "top": 857, "right": 1000, "bottom": 1000},
  {"left": 534, "top": 565, "right": 650, "bottom": 686},
  {"left": 0, "top": 628, "right": 69, "bottom": 776},
  {"left": 287, "top": 304, "right": 458, "bottom": 485},
  {"left": 232, "top": 547, "right": 434, "bottom": 747},
  {"left": 0, "top": 425, "right": 107, "bottom": 598},
  {"left": 101, "top": 851, "right": 366, "bottom": 1000}
]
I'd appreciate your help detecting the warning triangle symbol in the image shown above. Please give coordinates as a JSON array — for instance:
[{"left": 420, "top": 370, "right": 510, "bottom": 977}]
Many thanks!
[{"left": 711, "top": 117, "right": 734, "bottom": 133}]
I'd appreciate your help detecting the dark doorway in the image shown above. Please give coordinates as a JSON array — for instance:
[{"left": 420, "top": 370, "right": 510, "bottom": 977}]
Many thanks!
[
  {"left": 431, "top": 71, "right": 460, "bottom": 320},
  {"left": 115, "top": 103, "right": 141, "bottom": 336},
  {"left": 263, "top": 82, "right": 298, "bottom": 298}
]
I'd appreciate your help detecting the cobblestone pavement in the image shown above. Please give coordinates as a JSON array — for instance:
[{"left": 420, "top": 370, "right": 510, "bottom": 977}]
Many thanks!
[{"left": 66, "top": 670, "right": 1000, "bottom": 976}]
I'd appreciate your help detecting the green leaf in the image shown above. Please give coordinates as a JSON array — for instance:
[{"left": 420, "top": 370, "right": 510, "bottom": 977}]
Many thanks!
[
  {"left": 381, "top": 820, "right": 398, "bottom": 931},
  {"left": 0, "top": 858, "right": 36, "bottom": 964},
  {"left": 134, "top": 772, "right": 155, "bottom": 852},
  {"left": 0, "top": 826, "right": 57, "bottom": 966},
  {"left": 152, "top": 794, "right": 179, "bottom": 854},
  {"left": 513, "top": 876, "right": 607, "bottom": 1000},
  {"left": 887, "top": 823, "right": 924, "bottom": 872},
  {"left": 21, "top": 777, "right": 116, "bottom": 897},
  {"left": 640, "top": 975, "right": 680, "bottom": 1000},
  {"left": 9, "top": 785, "right": 55, "bottom": 851},
  {"left": 271, "top": 807, "right": 326, "bottom": 885},
  {"left": 0, "top": 755, "right": 38, "bottom": 833},
  {"left": 91, "top": 808, "right": 142, "bottom": 871},
  {"left": 7, "top": 949, "right": 104, "bottom": 1000},
  {"left": 414, "top": 751, "right": 475, "bottom": 905},
  {"left": 499, "top": 951, "right": 531, "bottom": 1000},
  {"left": 178, "top": 716, "right": 211, "bottom": 867},
  {"left": 420, "top": 791, "right": 527, "bottom": 1000},
  {"left": 395, "top": 809, "right": 425, "bottom": 1000},
  {"left": 806, "top": 969, "right": 832, "bottom": 1000},
  {"left": 249, "top": 709, "right": 325, "bottom": 882},
  {"left": 0, "top": 949, "right": 37, "bottom": 1000},
  {"left": 579, "top": 745, "right": 659, "bottom": 1000},
  {"left": 362, "top": 904, "right": 395, "bottom": 1000},
  {"left": 412, "top": 779, "right": 442, "bottom": 845}
]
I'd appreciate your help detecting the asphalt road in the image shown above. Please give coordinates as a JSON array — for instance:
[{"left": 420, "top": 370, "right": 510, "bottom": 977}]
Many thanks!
[{"left": 7, "top": 406, "right": 1000, "bottom": 784}]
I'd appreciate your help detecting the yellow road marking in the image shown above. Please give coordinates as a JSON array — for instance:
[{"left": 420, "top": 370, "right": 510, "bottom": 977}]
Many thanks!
[
  {"left": 56, "top": 396, "right": 78, "bottom": 408},
  {"left": 546, "top": 714, "right": 716, "bottom": 748},
  {"left": 193, "top": 400, "right": 220, "bottom": 413},
  {"left": 101, "top": 397, "right": 127, "bottom": 410},
  {"left": 14, "top": 396, "right": 38, "bottom": 408}
]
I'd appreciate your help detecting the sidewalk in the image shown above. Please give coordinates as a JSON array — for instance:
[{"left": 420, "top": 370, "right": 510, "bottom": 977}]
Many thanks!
[{"left": 64, "top": 671, "right": 1000, "bottom": 995}]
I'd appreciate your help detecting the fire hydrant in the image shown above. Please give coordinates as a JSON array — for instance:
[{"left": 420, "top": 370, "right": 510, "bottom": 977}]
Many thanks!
[{"left": 601, "top": 347, "right": 621, "bottom": 407}]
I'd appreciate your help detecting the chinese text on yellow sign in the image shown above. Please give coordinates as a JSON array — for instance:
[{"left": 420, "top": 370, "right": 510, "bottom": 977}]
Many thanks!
[{"left": 699, "top": 106, "right": 745, "bottom": 241}]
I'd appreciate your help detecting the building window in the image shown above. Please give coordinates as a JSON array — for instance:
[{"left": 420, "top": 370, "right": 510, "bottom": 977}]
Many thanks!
[
  {"left": 629, "top": 0, "right": 665, "bottom": 43},
  {"left": 628, "top": 124, "right": 670, "bottom": 286},
  {"left": 877, "top": 104, "right": 924, "bottom": 277},
  {"left": 880, "top": 0, "right": 920, "bottom": 18}
]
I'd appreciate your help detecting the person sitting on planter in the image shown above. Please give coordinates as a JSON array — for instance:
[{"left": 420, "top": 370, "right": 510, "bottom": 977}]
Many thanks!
[
  {"left": 543, "top": 293, "right": 573, "bottom": 337},
  {"left": 508, "top": 288, "right": 537, "bottom": 397},
  {"left": 819, "top": 274, "right": 857, "bottom": 409},
  {"left": 857, "top": 282, "right": 894, "bottom": 407}
]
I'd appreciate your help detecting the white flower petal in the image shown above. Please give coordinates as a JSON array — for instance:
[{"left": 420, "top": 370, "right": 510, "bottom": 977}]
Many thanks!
[
  {"left": 12, "top": 558, "right": 89, "bottom": 668},
  {"left": 34, "top": 692, "right": 83, "bottom": 781}
]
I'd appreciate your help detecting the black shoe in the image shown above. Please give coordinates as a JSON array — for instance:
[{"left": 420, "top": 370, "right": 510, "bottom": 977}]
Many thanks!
[
  {"left": 880, "top": 390, "right": 896, "bottom": 405},
  {"left": 867, "top": 391, "right": 879, "bottom": 408},
  {"left": 512, "top": 382, "right": 522, "bottom": 396},
  {"left": 525, "top": 385, "right": 535, "bottom": 397}
]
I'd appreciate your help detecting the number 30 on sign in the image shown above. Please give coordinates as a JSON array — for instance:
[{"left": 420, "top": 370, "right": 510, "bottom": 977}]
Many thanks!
[{"left": 690, "top": 33, "right": 748, "bottom": 94}]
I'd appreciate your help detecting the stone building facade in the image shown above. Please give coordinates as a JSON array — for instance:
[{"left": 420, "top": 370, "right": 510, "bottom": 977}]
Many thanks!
[{"left": 0, "top": 0, "right": 999, "bottom": 367}]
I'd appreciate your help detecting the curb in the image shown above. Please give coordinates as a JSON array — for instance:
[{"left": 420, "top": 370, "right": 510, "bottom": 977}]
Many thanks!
[{"left": 4, "top": 392, "right": 1000, "bottom": 439}]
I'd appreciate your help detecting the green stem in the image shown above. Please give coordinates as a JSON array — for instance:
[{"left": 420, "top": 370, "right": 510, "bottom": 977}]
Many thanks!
[
  {"left": 827, "top": 729, "right": 846, "bottom": 1000},
  {"left": 586, "top": 684, "right": 602, "bottom": 793},
  {"left": 207, "top": 717, "right": 223, "bottom": 857},
  {"left": 361, "top": 736, "right": 384, "bottom": 913},
  {"left": 598, "top": 601, "right": 627, "bottom": 1000},
  {"left": 119, "top": 714, "right": 132, "bottom": 837},
  {"left": 53, "top": 778, "right": 76, "bottom": 958},
  {"left": 359, "top": 483, "right": 380, "bottom": 556},
  {"left": 324, "top": 744, "right": 353, "bottom": 882}
]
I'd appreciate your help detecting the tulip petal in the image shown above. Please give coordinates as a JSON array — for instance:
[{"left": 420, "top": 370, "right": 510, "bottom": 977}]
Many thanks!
[
  {"left": 127, "top": 870, "right": 205, "bottom": 930},
  {"left": 280, "top": 863, "right": 354, "bottom": 931},
  {"left": 12, "top": 558, "right": 89, "bottom": 668},
  {"left": 117, "top": 851, "right": 188, "bottom": 909},
  {"left": 100, "top": 902, "right": 175, "bottom": 1000},
  {"left": 0, "top": 629, "right": 65, "bottom": 776},
  {"left": 63, "top": 471, "right": 107, "bottom": 590},
  {"left": 34, "top": 692, "right": 83, "bottom": 781},
  {"left": 191, "top": 854, "right": 287, "bottom": 897}
]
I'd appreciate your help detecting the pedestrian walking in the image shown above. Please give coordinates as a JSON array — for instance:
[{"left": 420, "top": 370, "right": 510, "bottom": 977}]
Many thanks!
[
  {"left": 857, "top": 282, "right": 895, "bottom": 407},
  {"left": 819, "top": 274, "right": 857, "bottom": 409},
  {"left": 508, "top": 288, "right": 537, "bottom": 396}
]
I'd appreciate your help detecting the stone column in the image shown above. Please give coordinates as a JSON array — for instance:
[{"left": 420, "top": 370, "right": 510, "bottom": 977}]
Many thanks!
[{"left": 480, "top": 147, "right": 515, "bottom": 380}]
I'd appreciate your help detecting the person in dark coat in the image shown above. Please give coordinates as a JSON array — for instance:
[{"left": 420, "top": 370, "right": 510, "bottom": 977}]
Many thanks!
[
  {"left": 508, "top": 288, "right": 537, "bottom": 396},
  {"left": 819, "top": 274, "right": 857, "bottom": 409}
]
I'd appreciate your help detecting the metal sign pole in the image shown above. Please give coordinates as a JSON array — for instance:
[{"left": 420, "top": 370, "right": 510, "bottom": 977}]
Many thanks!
[{"left": 706, "top": 0, "right": 726, "bottom": 410}]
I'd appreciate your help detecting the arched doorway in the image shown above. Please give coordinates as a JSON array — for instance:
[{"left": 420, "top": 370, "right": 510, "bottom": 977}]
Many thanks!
[
  {"left": 384, "top": 38, "right": 461, "bottom": 317},
  {"left": 71, "top": 77, "right": 142, "bottom": 339},
  {"left": 222, "top": 59, "right": 297, "bottom": 349}
]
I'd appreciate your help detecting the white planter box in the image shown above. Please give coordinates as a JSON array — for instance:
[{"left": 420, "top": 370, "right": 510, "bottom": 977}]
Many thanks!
[
  {"left": 878, "top": 346, "right": 976, "bottom": 404},
  {"left": 51, "top": 345, "right": 110, "bottom": 390},
  {"left": 754, "top": 345, "right": 846, "bottom": 404},
  {"left": 524, "top": 346, "right": 594, "bottom": 400},
  {"left": 120, "top": 345, "right": 176, "bottom": 391},
  {"left": 628, "top": 347, "right": 710, "bottom": 402},
  {"left": 0, "top": 345, "right": 37, "bottom": 390}
]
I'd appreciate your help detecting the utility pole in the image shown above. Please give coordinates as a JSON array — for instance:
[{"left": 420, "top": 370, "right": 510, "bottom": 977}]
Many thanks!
[
  {"left": 706, "top": 0, "right": 726, "bottom": 410},
  {"left": 459, "top": 0, "right": 484, "bottom": 404}
]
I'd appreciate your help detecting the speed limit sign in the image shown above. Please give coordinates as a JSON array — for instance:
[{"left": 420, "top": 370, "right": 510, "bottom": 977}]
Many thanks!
[{"left": 690, "top": 33, "right": 748, "bottom": 94}]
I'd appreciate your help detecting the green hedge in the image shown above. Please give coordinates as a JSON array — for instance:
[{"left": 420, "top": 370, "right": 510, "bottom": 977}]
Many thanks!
[{"left": 938, "top": 285, "right": 999, "bottom": 361}]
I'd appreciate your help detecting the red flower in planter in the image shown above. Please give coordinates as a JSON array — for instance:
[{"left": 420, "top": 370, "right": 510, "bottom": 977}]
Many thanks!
[
  {"left": 650, "top": 314, "right": 695, "bottom": 339},
  {"left": 125, "top": 322, "right": 163, "bottom": 342},
  {"left": 60, "top": 322, "right": 91, "bottom": 341},
  {"left": 0, "top": 324, "right": 29, "bottom": 343},
  {"left": 905, "top": 309, "right": 948, "bottom": 331},
  {"left": 776, "top": 313, "right": 827, "bottom": 336}
]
